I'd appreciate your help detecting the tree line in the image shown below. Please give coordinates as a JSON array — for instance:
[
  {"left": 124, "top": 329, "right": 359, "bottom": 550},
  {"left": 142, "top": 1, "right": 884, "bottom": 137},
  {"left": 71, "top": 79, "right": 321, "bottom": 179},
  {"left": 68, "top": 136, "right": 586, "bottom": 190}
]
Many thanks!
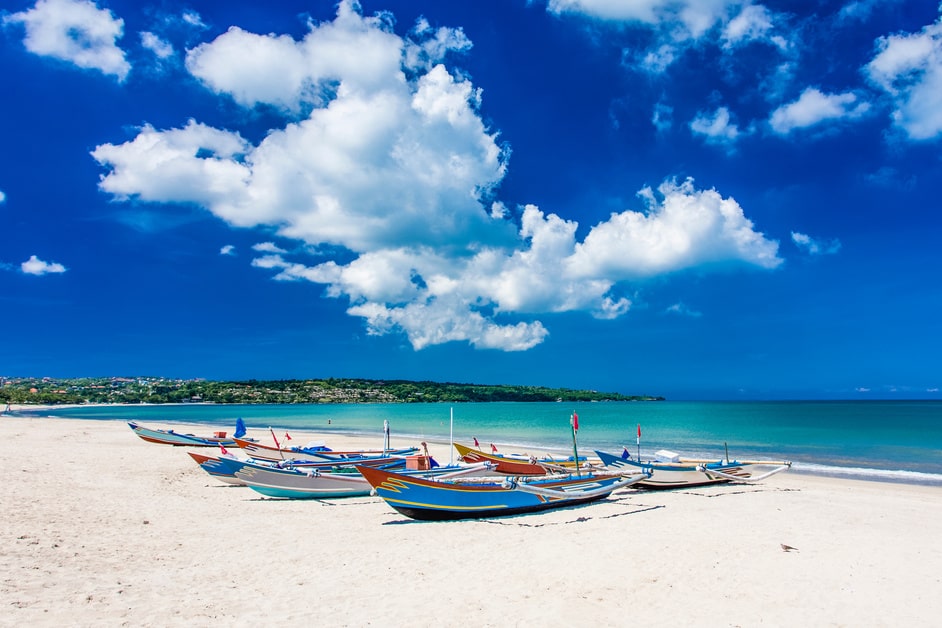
[{"left": 0, "top": 376, "right": 664, "bottom": 405}]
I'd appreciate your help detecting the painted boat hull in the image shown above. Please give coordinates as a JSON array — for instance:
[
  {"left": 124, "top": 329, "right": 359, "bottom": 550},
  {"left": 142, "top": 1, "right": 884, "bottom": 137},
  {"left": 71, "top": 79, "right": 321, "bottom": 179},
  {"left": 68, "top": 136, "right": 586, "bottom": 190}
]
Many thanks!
[
  {"left": 187, "top": 452, "right": 245, "bottom": 485},
  {"left": 594, "top": 450, "right": 751, "bottom": 489},
  {"left": 234, "top": 462, "right": 497, "bottom": 500},
  {"left": 357, "top": 465, "right": 646, "bottom": 521},
  {"left": 452, "top": 442, "right": 582, "bottom": 475},
  {"left": 231, "top": 441, "right": 410, "bottom": 471},
  {"left": 128, "top": 421, "right": 239, "bottom": 447},
  {"left": 235, "top": 465, "right": 372, "bottom": 499},
  {"left": 233, "top": 437, "right": 417, "bottom": 463}
]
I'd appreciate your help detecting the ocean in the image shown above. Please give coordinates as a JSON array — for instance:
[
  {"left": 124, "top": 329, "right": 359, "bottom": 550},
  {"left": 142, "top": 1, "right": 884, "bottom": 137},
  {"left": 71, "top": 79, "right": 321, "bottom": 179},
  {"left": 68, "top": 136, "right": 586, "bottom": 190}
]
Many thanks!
[{"left": 23, "top": 400, "right": 942, "bottom": 486}]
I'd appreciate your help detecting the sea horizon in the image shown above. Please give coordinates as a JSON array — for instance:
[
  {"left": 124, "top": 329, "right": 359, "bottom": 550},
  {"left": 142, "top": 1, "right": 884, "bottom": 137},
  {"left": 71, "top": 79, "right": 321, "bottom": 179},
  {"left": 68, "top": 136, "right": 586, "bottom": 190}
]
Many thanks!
[{"left": 10, "top": 399, "right": 941, "bottom": 487}]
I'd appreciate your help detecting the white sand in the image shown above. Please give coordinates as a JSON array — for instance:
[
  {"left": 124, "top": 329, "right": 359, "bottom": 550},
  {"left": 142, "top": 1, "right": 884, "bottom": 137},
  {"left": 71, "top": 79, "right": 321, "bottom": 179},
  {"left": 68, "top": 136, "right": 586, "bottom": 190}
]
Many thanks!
[{"left": 2, "top": 416, "right": 940, "bottom": 627}]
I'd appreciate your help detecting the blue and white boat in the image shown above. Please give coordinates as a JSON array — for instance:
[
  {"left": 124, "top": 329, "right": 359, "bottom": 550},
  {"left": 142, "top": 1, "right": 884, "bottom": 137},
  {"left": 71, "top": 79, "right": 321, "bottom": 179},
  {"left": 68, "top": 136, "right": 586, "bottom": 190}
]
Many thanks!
[
  {"left": 594, "top": 449, "right": 791, "bottom": 489},
  {"left": 233, "top": 461, "right": 494, "bottom": 500},
  {"left": 358, "top": 465, "right": 649, "bottom": 520}
]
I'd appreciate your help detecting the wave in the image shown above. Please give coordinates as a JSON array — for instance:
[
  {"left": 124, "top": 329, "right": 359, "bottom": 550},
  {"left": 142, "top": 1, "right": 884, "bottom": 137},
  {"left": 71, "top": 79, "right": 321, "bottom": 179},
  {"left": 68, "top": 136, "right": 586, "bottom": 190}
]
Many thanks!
[{"left": 790, "top": 462, "right": 942, "bottom": 486}]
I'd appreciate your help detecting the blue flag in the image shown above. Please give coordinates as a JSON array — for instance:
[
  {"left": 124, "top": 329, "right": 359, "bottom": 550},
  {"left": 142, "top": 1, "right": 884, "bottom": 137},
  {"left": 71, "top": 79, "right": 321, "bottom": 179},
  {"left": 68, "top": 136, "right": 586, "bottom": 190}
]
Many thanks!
[{"left": 234, "top": 417, "right": 247, "bottom": 438}]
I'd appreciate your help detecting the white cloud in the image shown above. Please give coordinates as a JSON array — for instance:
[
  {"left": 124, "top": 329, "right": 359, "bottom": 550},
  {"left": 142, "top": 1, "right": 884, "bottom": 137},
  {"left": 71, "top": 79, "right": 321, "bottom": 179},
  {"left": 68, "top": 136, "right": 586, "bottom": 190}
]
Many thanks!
[
  {"left": 92, "top": 119, "right": 252, "bottom": 209},
  {"left": 94, "top": 1, "right": 781, "bottom": 352},
  {"left": 769, "top": 87, "right": 871, "bottom": 134},
  {"left": 690, "top": 106, "right": 742, "bottom": 146},
  {"left": 791, "top": 232, "right": 841, "bottom": 256},
  {"left": 184, "top": 0, "right": 471, "bottom": 113},
  {"left": 838, "top": 0, "right": 896, "bottom": 24},
  {"left": 181, "top": 11, "right": 206, "bottom": 30},
  {"left": 252, "top": 242, "right": 287, "bottom": 254},
  {"left": 4, "top": 0, "right": 130, "bottom": 81},
  {"left": 553, "top": 0, "right": 793, "bottom": 77},
  {"left": 547, "top": 0, "right": 737, "bottom": 38},
  {"left": 140, "top": 31, "right": 173, "bottom": 59},
  {"left": 21, "top": 254, "right": 66, "bottom": 275},
  {"left": 865, "top": 14, "right": 942, "bottom": 140},
  {"left": 0, "top": 189, "right": 6, "bottom": 203},
  {"left": 652, "top": 101, "right": 673, "bottom": 132},
  {"left": 220, "top": 244, "right": 235, "bottom": 256},
  {"left": 404, "top": 16, "right": 473, "bottom": 71},
  {"left": 567, "top": 178, "right": 782, "bottom": 278},
  {"left": 666, "top": 302, "right": 702, "bottom": 317}
]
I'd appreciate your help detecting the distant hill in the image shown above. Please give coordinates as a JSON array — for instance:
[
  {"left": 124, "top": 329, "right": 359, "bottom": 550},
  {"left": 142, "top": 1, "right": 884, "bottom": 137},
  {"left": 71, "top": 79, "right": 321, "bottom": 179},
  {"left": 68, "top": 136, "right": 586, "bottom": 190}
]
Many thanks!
[{"left": 0, "top": 376, "right": 664, "bottom": 405}]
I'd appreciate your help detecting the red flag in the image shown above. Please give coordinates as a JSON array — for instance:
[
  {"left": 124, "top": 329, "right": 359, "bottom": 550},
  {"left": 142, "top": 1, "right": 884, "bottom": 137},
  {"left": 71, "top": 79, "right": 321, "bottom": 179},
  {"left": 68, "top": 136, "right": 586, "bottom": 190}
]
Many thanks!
[
  {"left": 284, "top": 431, "right": 292, "bottom": 441},
  {"left": 571, "top": 412, "right": 579, "bottom": 431},
  {"left": 473, "top": 437, "right": 480, "bottom": 448},
  {"left": 490, "top": 443, "right": 498, "bottom": 453},
  {"left": 219, "top": 444, "right": 229, "bottom": 456},
  {"left": 270, "top": 427, "right": 280, "bottom": 449},
  {"left": 637, "top": 424, "right": 641, "bottom": 444}
]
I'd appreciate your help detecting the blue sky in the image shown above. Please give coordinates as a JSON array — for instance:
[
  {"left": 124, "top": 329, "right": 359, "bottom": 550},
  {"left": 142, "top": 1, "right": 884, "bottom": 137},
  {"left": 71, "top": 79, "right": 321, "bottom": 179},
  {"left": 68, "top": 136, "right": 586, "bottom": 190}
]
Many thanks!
[{"left": 1, "top": 0, "right": 940, "bottom": 399}]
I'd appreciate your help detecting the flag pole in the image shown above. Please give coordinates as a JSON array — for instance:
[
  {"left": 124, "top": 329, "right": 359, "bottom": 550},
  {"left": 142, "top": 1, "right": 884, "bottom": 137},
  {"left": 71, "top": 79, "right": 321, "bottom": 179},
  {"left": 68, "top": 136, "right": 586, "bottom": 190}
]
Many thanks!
[
  {"left": 449, "top": 407, "right": 454, "bottom": 466},
  {"left": 571, "top": 411, "right": 580, "bottom": 477},
  {"left": 636, "top": 423, "right": 641, "bottom": 461},
  {"left": 270, "top": 427, "right": 284, "bottom": 461}
]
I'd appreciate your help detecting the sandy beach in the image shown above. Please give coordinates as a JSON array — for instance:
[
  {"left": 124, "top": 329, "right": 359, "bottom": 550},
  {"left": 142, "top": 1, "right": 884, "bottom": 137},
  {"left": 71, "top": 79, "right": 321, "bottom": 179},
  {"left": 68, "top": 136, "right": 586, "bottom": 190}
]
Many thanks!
[{"left": 1, "top": 416, "right": 940, "bottom": 627}]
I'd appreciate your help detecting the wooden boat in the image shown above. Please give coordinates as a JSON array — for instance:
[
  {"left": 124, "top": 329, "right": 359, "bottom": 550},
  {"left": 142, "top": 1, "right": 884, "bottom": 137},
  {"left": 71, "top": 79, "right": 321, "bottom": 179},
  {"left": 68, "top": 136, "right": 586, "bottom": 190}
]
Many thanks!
[
  {"left": 594, "top": 449, "right": 791, "bottom": 489},
  {"left": 187, "top": 451, "right": 246, "bottom": 485},
  {"left": 128, "top": 421, "right": 242, "bottom": 447},
  {"left": 452, "top": 442, "right": 586, "bottom": 475},
  {"left": 236, "top": 465, "right": 374, "bottom": 499},
  {"left": 357, "top": 465, "right": 649, "bottom": 521},
  {"left": 234, "top": 462, "right": 494, "bottom": 500},
  {"left": 200, "top": 449, "right": 414, "bottom": 485},
  {"left": 233, "top": 437, "right": 418, "bottom": 463}
]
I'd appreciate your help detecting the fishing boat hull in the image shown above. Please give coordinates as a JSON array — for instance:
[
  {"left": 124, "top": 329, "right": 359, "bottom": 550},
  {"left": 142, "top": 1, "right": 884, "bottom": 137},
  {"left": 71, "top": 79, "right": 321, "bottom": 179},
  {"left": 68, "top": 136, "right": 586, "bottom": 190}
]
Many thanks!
[
  {"left": 235, "top": 465, "right": 372, "bottom": 499},
  {"left": 128, "top": 421, "right": 239, "bottom": 447},
  {"left": 187, "top": 452, "right": 245, "bottom": 485},
  {"left": 233, "top": 437, "right": 417, "bottom": 463},
  {"left": 234, "top": 462, "right": 496, "bottom": 500},
  {"left": 358, "top": 465, "right": 646, "bottom": 521},
  {"left": 452, "top": 442, "right": 582, "bottom": 475},
  {"left": 595, "top": 450, "right": 756, "bottom": 489}
]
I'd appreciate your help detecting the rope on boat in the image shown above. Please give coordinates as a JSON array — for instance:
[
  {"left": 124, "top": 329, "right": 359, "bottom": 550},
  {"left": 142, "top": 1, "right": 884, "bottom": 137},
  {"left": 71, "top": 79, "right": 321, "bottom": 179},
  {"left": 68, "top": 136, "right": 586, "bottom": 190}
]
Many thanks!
[{"left": 695, "top": 463, "right": 792, "bottom": 483}]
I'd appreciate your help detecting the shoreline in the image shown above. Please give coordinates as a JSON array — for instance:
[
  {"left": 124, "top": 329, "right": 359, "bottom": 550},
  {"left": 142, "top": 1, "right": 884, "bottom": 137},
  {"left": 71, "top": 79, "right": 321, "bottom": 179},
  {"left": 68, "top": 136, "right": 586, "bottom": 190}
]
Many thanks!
[
  {"left": 6, "top": 404, "right": 941, "bottom": 487},
  {"left": 2, "top": 416, "right": 940, "bottom": 625}
]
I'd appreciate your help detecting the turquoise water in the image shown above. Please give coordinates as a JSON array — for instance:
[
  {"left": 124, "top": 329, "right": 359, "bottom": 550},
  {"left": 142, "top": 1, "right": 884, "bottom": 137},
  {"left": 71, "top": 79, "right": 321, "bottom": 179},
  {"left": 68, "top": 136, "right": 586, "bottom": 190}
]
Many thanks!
[{"left": 24, "top": 400, "right": 942, "bottom": 485}]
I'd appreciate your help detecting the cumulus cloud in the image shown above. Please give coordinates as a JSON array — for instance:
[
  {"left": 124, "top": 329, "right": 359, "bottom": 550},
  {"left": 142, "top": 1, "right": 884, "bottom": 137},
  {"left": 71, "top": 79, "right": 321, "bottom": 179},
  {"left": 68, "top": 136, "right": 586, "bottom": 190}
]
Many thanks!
[
  {"left": 220, "top": 244, "right": 235, "bottom": 256},
  {"left": 690, "top": 106, "right": 742, "bottom": 146},
  {"left": 864, "top": 13, "right": 942, "bottom": 140},
  {"left": 140, "top": 31, "right": 173, "bottom": 59},
  {"left": 4, "top": 0, "right": 130, "bottom": 81},
  {"left": 93, "top": 1, "right": 781, "bottom": 352},
  {"left": 568, "top": 178, "right": 781, "bottom": 278},
  {"left": 252, "top": 242, "right": 287, "bottom": 254},
  {"left": 769, "top": 87, "right": 870, "bottom": 134},
  {"left": 721, "top": 4, "right": 787, "bottom": 51},
  {"left": 21, "top": 254, "right": 67, "bottom": 275},
  {"left": 791, "top": 232, "right": 841, "bottom": 255},
  {"left": 549, "top": 0, "right": 792, "bottom": 76},
  {"left": 547, "top": 0, "right": 736, "bottom": 37}
]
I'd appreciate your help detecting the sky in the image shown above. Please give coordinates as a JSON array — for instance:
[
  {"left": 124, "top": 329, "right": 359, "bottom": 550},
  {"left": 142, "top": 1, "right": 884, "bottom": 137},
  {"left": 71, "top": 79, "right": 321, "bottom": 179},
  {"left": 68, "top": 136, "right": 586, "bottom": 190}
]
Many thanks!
[{"left": 1, "top": 0, "right": 941, "bottom": 400}]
